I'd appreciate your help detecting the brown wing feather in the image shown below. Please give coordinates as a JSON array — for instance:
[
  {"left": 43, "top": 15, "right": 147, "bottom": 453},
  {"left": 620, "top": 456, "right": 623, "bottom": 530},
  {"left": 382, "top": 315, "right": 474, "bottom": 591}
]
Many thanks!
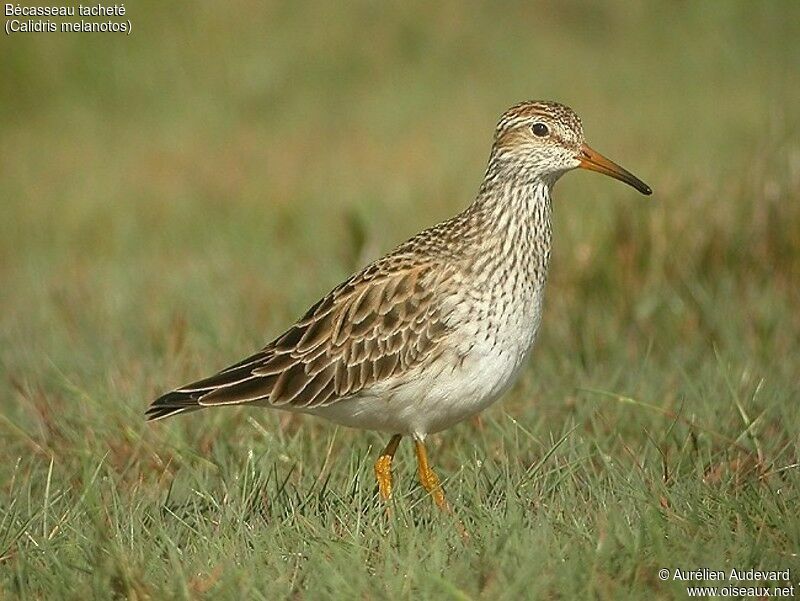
[{"left": 146, "top": 258, "right": 452, "bottom": 420}]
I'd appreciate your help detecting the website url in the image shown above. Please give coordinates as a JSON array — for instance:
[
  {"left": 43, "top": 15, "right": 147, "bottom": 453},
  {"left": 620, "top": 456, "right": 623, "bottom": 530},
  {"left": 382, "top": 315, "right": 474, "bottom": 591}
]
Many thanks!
[{"left": 686, "top": 585, "right": 795, "bottom": 597}]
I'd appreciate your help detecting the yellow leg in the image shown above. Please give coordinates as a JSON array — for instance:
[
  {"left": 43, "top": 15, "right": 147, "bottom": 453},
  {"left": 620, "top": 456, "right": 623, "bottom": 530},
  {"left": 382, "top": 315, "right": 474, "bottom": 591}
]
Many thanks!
[
  {"left": 414, "top": 438, "right": 449, "bottom": 511},
  {"left": 374, "top": 434, "right": 402, "bottom": 501}
]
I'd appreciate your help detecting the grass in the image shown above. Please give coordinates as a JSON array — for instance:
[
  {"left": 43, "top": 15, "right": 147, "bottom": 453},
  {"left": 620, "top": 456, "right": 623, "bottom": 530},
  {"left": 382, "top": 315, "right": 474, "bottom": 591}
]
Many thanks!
[{"left": 1, "top": 1, "right": 799, "bottom": 598}]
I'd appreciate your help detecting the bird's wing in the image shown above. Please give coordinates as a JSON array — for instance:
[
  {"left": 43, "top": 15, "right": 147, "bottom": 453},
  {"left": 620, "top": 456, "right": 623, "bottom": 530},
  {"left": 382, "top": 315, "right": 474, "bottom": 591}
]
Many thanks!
[{"left": 146, "top": 257, "right": 452, "bottom": 420}]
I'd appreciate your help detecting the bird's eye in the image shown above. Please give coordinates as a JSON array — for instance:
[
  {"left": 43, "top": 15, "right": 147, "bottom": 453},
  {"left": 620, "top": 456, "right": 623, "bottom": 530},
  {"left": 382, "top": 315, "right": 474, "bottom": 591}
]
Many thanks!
[{"left": 531, "top": 123, "right": 549, "bottom": 137}]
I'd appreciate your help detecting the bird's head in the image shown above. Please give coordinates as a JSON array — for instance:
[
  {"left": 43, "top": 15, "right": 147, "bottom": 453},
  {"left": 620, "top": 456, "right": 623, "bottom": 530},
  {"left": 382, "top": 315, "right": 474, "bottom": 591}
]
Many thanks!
[{"left": 490, "top": 100, "right": 651, "bottom": 195}]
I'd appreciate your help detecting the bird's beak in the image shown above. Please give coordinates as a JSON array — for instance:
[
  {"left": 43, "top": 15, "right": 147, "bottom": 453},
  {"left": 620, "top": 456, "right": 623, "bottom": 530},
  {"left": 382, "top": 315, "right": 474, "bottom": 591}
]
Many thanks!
[{"left": 578, "top": 143, "right": 652, "bottom": 195}]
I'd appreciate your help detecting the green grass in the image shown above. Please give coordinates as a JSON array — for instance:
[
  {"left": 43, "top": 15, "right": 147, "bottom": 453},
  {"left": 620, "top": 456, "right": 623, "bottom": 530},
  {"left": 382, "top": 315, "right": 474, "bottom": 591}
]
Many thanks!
[{"left": 2, "top": 1, "right": 800, "bottom": 598}]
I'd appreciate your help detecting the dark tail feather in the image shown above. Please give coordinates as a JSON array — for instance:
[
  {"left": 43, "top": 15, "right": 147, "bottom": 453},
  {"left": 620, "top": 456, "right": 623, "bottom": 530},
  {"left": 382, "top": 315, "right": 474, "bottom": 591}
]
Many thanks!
[
  {"left": 146, "top": 390, "right": 203, "bottom": 421},
  {"left": 147, "top": 350, "right": 277, "bottom": 421}
]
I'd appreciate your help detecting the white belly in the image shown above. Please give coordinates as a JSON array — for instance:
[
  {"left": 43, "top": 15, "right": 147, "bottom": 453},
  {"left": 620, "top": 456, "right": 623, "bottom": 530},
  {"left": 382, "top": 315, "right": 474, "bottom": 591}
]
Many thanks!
[{"left": 307, "top": 298, "right": 543, "bottom": 437}]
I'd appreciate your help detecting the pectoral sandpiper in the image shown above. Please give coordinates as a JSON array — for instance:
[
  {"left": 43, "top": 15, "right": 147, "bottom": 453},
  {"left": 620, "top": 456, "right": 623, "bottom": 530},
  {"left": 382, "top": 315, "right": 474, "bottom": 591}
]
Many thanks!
[{"left": 147, "top": 100, "right": 651, "bottom": 510}]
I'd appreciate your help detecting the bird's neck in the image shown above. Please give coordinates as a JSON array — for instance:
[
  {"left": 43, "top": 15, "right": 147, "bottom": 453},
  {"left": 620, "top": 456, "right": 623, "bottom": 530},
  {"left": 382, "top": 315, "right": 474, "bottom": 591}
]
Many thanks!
[
  {"left": 469, "top": 171, "right": 554, "bottom": 245},
  {"left": 462, "top": 170, "right": 554, "bottom": 289}
]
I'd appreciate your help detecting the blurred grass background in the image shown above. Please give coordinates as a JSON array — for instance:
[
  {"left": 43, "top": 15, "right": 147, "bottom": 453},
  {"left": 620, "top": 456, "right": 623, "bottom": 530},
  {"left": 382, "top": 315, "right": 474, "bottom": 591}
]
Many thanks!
[{"left": 1, "top": 1, "right": 799, "bottom": 598}]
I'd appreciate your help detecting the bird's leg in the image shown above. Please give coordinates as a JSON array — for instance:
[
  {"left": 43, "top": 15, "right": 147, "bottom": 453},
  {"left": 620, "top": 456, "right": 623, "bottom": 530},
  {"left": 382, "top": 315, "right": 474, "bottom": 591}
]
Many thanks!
[
  {"left": 374, "top": 434, "right": 402, "bottom": 501},
  {"left": 413, "top": 438, "right": 449, "bottom": 511}
]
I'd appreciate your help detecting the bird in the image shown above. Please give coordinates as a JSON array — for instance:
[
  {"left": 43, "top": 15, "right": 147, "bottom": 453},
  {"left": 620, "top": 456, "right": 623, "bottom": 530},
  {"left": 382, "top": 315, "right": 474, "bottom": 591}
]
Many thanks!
[{"left": 147, "top": 100, "right": 651, "bottom": 510}]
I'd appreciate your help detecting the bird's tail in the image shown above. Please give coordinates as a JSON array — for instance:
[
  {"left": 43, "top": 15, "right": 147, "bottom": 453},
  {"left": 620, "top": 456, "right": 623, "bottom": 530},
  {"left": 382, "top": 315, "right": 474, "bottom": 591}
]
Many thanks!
[
  {"left": 146, "top": 350, "right": 274, "bottom": 421},
  {"left": 145, "top": 390, "right": 203, "bottom": 421}
]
